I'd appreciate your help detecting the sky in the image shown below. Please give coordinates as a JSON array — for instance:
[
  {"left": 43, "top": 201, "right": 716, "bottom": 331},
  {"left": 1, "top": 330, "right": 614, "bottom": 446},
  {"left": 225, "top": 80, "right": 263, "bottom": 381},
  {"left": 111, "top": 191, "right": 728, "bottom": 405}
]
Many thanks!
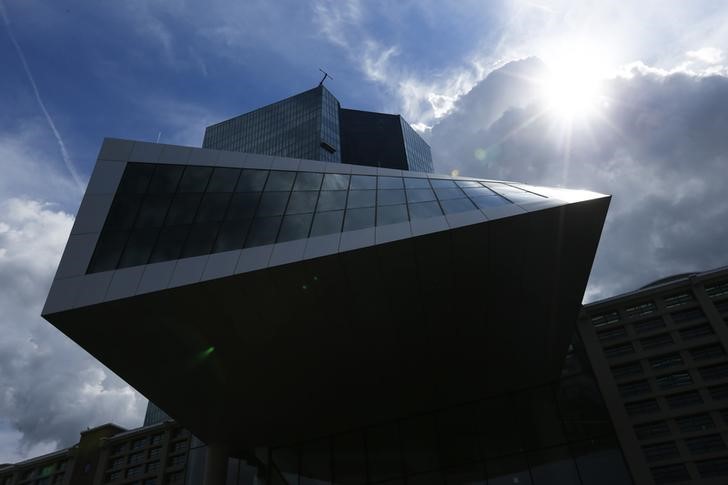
[{"left": 2, "top": 0, "right": 728, "bottom": 463}]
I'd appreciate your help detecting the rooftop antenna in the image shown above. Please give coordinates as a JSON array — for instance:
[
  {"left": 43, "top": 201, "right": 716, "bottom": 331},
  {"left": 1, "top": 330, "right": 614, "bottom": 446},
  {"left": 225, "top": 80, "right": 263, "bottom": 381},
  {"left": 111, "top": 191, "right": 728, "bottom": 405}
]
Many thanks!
[{"left": 318, "top": 68, "right": 333, "bottom": 86}]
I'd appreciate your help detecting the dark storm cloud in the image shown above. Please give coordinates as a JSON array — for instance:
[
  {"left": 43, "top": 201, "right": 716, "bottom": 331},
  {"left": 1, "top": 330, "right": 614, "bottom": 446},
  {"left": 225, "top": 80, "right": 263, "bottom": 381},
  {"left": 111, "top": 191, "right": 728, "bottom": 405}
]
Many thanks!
[{"left": 428, "top": 58, "right": 728, "bottom": 300}]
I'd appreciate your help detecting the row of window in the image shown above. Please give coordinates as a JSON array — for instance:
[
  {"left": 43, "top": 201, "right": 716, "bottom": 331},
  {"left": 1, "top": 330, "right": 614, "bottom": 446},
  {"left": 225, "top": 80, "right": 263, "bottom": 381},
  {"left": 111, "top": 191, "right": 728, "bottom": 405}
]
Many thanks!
[
  {"left": 106, "top": 454, "right": 185, "bottom": 482},
  {"left": 620, "top": 363, "right": 728, "bottom": 401},
  {"left": 626, "top": 385, "right": 728, "bottom": 417},
  {"left": 603, "top": 323, "right": 715, "bottom": 359},
  {"left": 611, "top": 345, "right": 725, "bottom": 382},
  {"left": 643, "top": 433, "right": 726, "bottom": 463},
  {"left": 598, "top": 309, "right": 709, "bottom": 346},
  {"left": 635, "top": 412, "right": 721, "bottom": 441},
  {"left": 651, "top": 456, "right": 728, "bottom": 484}
]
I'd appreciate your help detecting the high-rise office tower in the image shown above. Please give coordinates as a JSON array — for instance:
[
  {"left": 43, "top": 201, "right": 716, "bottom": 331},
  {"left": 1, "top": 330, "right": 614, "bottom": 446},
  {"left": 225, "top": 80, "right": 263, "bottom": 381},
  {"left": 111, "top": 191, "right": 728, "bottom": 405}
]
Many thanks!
[
  {"left": 579, "top": 266, "right": 728, "bottom": 484},
  {"left": 202, "top": 86, "right": 434, "bottom": 173}
]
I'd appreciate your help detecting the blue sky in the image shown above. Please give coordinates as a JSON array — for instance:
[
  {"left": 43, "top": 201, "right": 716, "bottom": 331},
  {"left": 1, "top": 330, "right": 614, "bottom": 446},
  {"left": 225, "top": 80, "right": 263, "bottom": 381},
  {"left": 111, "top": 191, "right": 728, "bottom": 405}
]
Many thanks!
[{"left": 2, "top": 0, "right": 728, "bottom": 462}]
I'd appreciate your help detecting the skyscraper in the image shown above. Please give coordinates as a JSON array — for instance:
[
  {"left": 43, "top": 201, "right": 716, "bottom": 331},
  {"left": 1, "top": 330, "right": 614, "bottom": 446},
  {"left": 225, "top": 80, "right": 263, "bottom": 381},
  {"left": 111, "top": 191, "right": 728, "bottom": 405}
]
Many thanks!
[
  {"left": 202, "top": 86, "right": 434, "bottom": 173},
  {"left": 579, "top": 266, "right": 728, "bottom": 484}
]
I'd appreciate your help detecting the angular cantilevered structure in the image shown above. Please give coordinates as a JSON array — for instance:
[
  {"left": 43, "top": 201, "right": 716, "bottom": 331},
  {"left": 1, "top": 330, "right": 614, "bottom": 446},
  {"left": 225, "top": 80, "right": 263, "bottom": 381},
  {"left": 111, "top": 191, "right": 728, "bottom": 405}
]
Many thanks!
[{"left": 43, "top": 138, "right": 610, "bottom": 456}]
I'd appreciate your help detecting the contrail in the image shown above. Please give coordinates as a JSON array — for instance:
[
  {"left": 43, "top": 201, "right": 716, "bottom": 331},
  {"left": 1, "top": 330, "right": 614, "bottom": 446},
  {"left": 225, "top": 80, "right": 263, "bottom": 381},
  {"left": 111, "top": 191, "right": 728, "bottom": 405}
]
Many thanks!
[{"left": 1, "top": 1, "right": 85, "bottom": 193}]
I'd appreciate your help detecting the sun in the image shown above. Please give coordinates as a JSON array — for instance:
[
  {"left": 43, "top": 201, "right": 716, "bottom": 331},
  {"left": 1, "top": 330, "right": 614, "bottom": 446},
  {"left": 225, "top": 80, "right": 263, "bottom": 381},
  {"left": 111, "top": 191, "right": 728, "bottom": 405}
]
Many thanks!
[{"left": 539, "top": 46, "right": 610, "bottom": 121}]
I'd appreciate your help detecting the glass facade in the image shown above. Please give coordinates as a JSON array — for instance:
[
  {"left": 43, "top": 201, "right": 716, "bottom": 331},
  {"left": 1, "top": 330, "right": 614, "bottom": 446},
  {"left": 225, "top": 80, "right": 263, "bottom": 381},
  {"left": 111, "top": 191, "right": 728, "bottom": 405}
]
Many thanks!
[
  {"left": 87, "top": 162, "right": 551, "bottom": 274},
  {"left": 203, "top": 86, "right": 342, "bottom": 163},
  {"left": 400, "top": 116, "right": 433, "bottom": 173}
]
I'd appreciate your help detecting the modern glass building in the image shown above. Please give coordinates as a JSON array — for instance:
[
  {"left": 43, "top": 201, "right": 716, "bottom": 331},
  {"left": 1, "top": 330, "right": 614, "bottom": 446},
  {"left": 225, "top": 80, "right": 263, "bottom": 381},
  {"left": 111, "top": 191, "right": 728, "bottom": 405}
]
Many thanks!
[
  {"left": 579, "top": 266, "right": 728, "bottom": 484},
  {"left": 42, "top": 135, "right": 616, "bottom": 484},
  {"left": 202, "top": 87, "right": 433, "bottom": 173}
]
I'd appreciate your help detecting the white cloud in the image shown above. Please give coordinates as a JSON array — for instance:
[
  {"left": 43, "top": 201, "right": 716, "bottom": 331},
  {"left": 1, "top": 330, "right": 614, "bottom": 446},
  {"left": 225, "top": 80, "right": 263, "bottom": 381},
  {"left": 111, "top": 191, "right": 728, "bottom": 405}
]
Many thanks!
[
  {"left": 429, "top": 58, "right": 728, "bottom": 301},
  {"left": 687, "top": 47, "right": 723, "bottom": 64}
]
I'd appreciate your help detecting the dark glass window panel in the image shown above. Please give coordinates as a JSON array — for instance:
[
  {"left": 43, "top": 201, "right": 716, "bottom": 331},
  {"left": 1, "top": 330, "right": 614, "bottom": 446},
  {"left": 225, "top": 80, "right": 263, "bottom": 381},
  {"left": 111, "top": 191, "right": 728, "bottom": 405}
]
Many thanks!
[
  {"left": 118, "top": 163, "right": 154, "bottom": 194},
  {"left": 366, "top": 424, "right": 402, "bottom": 483},
  {"left": 257, "top": 192, "right": 290, "bottom": 217},
  {"left": 401, "top": 414, "right": 438, "bottom": 474},
  {"left": 672, "top": 307, "right": 704, "bottom": 323},
  {"left": 404, "top": 178, "right": 430, "bottom": 189},
  {"left": 236, "top": 169, "right": 269, "bottom": 192},
  {"left": 463, "top": 187, "right": 495, "bottom": 198},
  {"left": 651, "top": 463, "right": 690, "bottom": 483},
  {"left": 406, "top": 189, "right": 436, "bottom": 203},
  {"left": 649, "top": 353, "right": 683, "bottom": 370},
  {"left": 486, "top": 455, "right": 532, "bottom": 485},
  {"left": 182, "top": 222, "right": 219, "bottom": 257},
  {"left": 350, "top": 175, "right": 376, "bottom": 190},
  {"left": 516, "top": 386, "right": 565, "bottom": 449},
  {"left": 643, "top": 441, "right": 679, "bottom": 462},
  {"left": 378, "top": 177, "right": 403, "bottom": 189},
  {"left": 287, "top": 192, "right": 319, "bottom": 214},
  {"left": 332, "top": 432, "right": 366, "bottom": 485},
  {"left": 214, "top": 220, "right": 251, "bottom": 252},
  {"left": 166, "top": 193, "right": 203, "bottom": 226},
  {"left": 634, "top": 318, "right": 666, "bottom": 334},
  {"left": 300, "top": 439, "right": 330, "bottom": 485},
  {"left": 611, "top": 361, "right": 643, "bottom": 379},
  {"left": 408, "top": 201, "right": 442, "bottom": 220},
  {"left": 317, "top": 191, "right": 347, "bottom": 211},
  {"left": 89, "top": 231, "right": 128, "bottom": 272},
  {"left": 438, "top": 403, "right": 481, "bottom": 468},
  {"left": 430, "top": 179, "right": 457, "bottom": 189},
  {"left": 264, "top": 171, "right": 296, "bottom": 191},
  {"left": 343, "top": 208, "right": 375, "bottom": 231},
  {"left": 178, "top": 166, "right": 213, "bottom": 192},
  {"left": 278, "top": 214, "right": 313, "bottom": 242},
  {"left": 481, "top": 395, "right": 523, "bottom": 457},
  {"left": 118, "top": 228, "right": 158, "bottom": 268},
  {"left": 711, "top": 384, "right": 728, "bottom": 400},
  {"left": 196, "top": 193, "right": 232, "bottom": 223},
  {"left": 619, "top": 380, "right": 651, "bottom": 397},
  {"left": 699, "top": 363, "right": 728, "bottom": 381},
  {"left": 346, "top": 190, "right": 375, "bottom": 209},
  {"left": 134, "top": 195, "right": 172, "bottom": 228},
  {"left": 604, "top": 342, "right": 634, "bottom": 358},
  {"left": 528, "top": 447, "right": 580, "bottom": 485},
  {"left": 685, "top": 434, "right": 725, "bottom": 454},
  {"left": 599, "top": 326, "right": 628, "bottom": 342},
  {"left": 434, "top": 188, "right": 466, "bottom": 200},
  {"left": 322, "top": 173, "right": 350, "bottom": 190},
  {"left": 149, "top": 225, "right": 189, "bottom": 263},
  {"left": 634, "top": 421, "right": 670, "bottom": 440},
  {"left": 471, "top": 195, "right": 511, "bottom": 209},
  {"left": 377, "top": 189, "right": 406, "bottom": 206},
  {"left": 676, "top": 413, "right": 714, "bottom": 433},
  {"left": 245, "top": 217, "right": 282, "bottom": 247},
  {"left": 640, "top": 333, "right": 673, "bottom": 350},
  {"left": 571, "top": 437, "right": 633, "bottom": 485},
  {"left": 625, "top": 399, "right": 660, "bottom": 416},
  {"left": 106, "top": 194, "right": 143, "bottom": 230},
  {"left": 227, "top": 192, "right": 261, "bottom": 220},
  {"left": 207, "top": 167, "right": 240, "bottom": 192},
  {"left": 455, "top": 180, "right": 481, "bottom": 188},
  {"left": 310, "top": 211, "right": 344, "bottom": 237},
  {"left": 691, "top": 344, "right": 726, "bottom": 361},
  {"left": 148, "top": 165, "right": 184, "bottom": 194},
  {"left": 696, "top": 457, "right": 728, "bottom": 478},
  {"left": 445, "top": 464, "right": 485, "bottom": 485},
  {"left": 294, "top": 172, "right": 323, "bottom": 191},
  {"left": 440, "top": 198, "right": 476, "bottom": 214},
  {"left": 679, "top": 324, "right": 713, "bottom": 340},
  {"left": 377, "top": 205, "right": 408, "bottom": 226},
  {"left": 655, "top": 372, "right": 692, "bottom": 390},
  {"left": 666, "top": 391, "right": 702, "bottom": 409}
]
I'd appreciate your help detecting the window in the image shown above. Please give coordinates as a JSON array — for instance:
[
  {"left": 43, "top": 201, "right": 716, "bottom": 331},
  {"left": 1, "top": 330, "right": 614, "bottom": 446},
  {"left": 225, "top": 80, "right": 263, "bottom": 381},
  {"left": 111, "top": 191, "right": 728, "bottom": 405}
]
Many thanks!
[
  {"left": 666, "top": 391, "right": 703, "bottom": 409},
  {"left": 676, "top": 413, "right": 714, "bottom": 433},
  {"left": 131, "top": 438, "right": 147, "bottom": 450},
  {"left": 625, "top": 301, "right": 657, "bottom": 318},
  {"left": 650, "top": 353, "right": 683, "bottom": 370},
  {"left": 611, "top": 362, "right": 643, "bottom": 379},
  {"left": 107, "top": 470, "right": 122, "bottom": 481},
  {"left": 690, "top": 344, "right": 725, "bottom": 361},
  {"left": 109, "top": 457, "right": 124, "bottom": 469},
  {"left": 590, "top": 311, "right": 620, "bottom": 327},
  {"left": 634, "top": 318, "right": 666, "bottom": 334},
  {"left": 626, "top": 399, "right": 660, "bottom": 416},
  {"left": 699, "top": 363, "right": 728, "bottom": 381},
  {"left": 696, "top": 457, "right": 728, "bottom": 478},
  {"left": 650, "top": 464, "right": 690, "bottom": 484},
  {"left": 127, "top": 466, "right": 143, "bottom": 478},
  {"left": 664, "top": 292, "right": 694, "bottom": 308},
  {"left": 705, "top": 280, "right": 728, "bottom": 299},
  {"left": 147, "top": 461, "right": 160, "bottom": 473},
  {"left": 129, "top": 451, "right": 145, "bottom": 464},
  {"left": 685, "top": 434, "right": 726, "bottom": 455},
  {"left": 642, "top": 441, "right": 679, "bottom": 462},
  {"left": 171, "top": 441, "right": 187, "bottom": 453},
  {"left": 672, "top": 307, "right": 705, "bottom": 323},
  {"left": 679, "top": 324, "right": 713, "bottom": 340},
  {"left": 656, "top": 372, "right": 693, "bottom": 390},
  {"left": 598, "top": 326, "right": 627, "bottom": 342},
  {"left": 150, "top": 434, "right": 162, "bottom": 445},
  {"left": 634, "top": 421, "right": 670, "bottom": 440},
  {"left": 604, "top": 343, "right": 635, "bottom": 358},
  {"left": 710, "top": 384, "right": 728, "bottom": 401},
  {"left": 641, "top": 333, "right": 674, "bottom": 350},
  {"left": 169, "top": 454, "right": 186, "bottom": 466},
  {"left": 619, "top": 380, "right": 651, "bottom": 398}
]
